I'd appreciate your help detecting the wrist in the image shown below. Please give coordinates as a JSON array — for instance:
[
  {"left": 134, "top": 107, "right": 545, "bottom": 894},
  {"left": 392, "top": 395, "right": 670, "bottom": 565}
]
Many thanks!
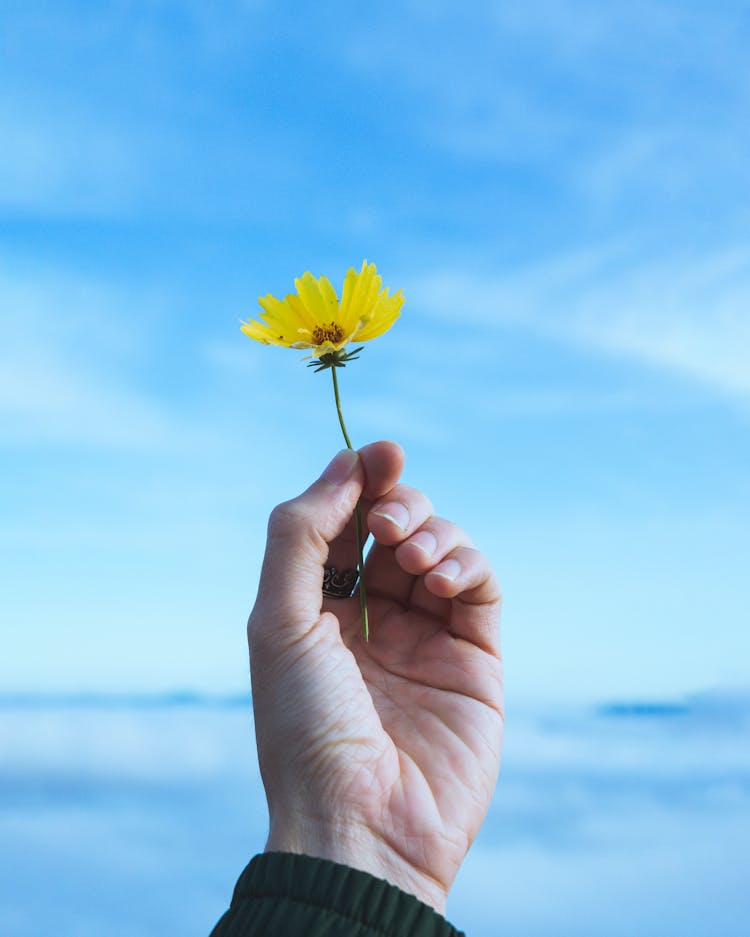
[{"left": 265, "top": 815, "right": 449, "bottom": 915}]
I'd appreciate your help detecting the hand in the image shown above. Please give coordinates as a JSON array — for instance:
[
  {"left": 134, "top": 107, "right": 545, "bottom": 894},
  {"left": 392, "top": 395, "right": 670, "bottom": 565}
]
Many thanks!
[{"left": 247, "top": 441, "right": 503, "bottom": 914}]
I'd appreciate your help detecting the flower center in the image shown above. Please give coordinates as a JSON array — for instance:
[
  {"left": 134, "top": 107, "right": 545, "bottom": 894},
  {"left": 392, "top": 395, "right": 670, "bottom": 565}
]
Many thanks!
[{"left": 311, "top": 322, "right": 345, "bottom": 345}]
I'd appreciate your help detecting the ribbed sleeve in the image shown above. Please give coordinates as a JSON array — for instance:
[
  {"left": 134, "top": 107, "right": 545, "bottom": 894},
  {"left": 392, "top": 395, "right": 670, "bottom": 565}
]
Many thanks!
[{"left": 209, "top": 852, "right": 465, "bottom": 937}]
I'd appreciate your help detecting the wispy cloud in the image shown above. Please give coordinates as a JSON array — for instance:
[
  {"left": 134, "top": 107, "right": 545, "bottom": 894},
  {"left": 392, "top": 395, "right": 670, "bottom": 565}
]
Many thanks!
[
  {"left": 0, "top": 95, "right": 143, "bottom": 216},
  {"left": 0, "top": 0, "right": 296, "bottom": 220},
  {"left": 409, "top": 243, "right": 750, "bottom": 403},
  {"left": 0, "top": 262, "right": 184, "bottom": 447},
  {"left": 337, "top": 0, "right": 750, "bottom": 228}
]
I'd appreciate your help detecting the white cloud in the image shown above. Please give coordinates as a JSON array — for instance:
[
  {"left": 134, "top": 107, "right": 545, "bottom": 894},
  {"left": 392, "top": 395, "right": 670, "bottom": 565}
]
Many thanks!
[
  {"left": 338, "top": 0, "right": 750, "bottom": 228},
  {"left": 0, "top": 95, "right": 144, "bottom": 216},
  {"left": 408, "top": 243, "right": 750, "bottom": 402},
  {"left": 566, "top": 251, "right": 750, "bottom": 399},
  {"left": 0, "top": 263, "right": 184, "bottom": 447},
  {"left": 0, "top": 0, "right": 294, "bottom": 220}
]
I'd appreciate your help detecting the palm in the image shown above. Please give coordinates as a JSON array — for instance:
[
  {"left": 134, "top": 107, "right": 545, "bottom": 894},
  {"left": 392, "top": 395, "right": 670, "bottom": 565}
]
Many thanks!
[{"left": 321, "top": 544, "right": 504, "bottom": 894}]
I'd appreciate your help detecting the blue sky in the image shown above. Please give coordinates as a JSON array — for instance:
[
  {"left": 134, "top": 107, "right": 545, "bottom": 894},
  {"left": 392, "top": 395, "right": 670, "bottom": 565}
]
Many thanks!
[{"left": 1, "top": 0, "right": 749, "bottom": 701}]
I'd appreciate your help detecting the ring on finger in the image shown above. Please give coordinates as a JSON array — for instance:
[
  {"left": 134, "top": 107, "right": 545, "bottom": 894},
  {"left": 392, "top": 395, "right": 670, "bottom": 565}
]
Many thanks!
[{"left": 323, "top": 566, "right": 358, "bottom": 599}]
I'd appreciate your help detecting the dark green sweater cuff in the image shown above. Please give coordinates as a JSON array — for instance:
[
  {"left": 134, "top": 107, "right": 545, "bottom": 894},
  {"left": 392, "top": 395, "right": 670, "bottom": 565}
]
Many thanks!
[{"left": 210, "top": 852, "right": 464, "bottom": 937}]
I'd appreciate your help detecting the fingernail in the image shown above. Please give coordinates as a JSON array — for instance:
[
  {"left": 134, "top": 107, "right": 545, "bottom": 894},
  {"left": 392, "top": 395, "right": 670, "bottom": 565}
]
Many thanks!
[
  {"left": 322, "top": 449, "right": 359, "bottom": 486},
  {"left": 432, "top": 558, "right": 462, "bottom": 582},
  {"left": 409, "top": 530, "right": 438, "bottom": 557},
  {"left": 372, "top": 501, "right": 410, "bottom": 532}
]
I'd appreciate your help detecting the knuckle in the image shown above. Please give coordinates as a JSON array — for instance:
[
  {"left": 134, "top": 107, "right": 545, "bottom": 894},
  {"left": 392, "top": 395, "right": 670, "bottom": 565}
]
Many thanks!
[
  {"left": 400, "top": 484, "right": 432, "bottom": 507},
  {"left": 267, "top": 497, "right": 328, "bottom": 561},
  {"left": 268, "top": 499, "right": 304, "bottom": 533},
  {"left": 487, "top": 570, "right": 503, "bottom": 607}
]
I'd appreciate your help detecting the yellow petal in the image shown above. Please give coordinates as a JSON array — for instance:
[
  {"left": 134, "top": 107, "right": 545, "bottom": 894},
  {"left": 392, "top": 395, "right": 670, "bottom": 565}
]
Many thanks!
[
  {"left": 318, "top": 275, "right": 341, "bottom": 318},
  {"left": 243, "top": 293, "right": 305, "bottom": 346},
  {"left": 356, "top": 265, "right": 382, "bottom": 327},
  {"left": 255, "top": 297, "right": 294, "bottom": 331},
  {"left": 354, "top": 288, "right": 404, "bottom": 342},
  {"left": 284, "top": 293, "right": 316, "bottom": 330},
  {"left": 241, "top": 320, "right": 289, "bottom": 346},
  {"left": 295, "top": 272, "right": 340, "bottom": 327},
  {"left": 340, "top": 261, "right": 375, "bottom": 332}
]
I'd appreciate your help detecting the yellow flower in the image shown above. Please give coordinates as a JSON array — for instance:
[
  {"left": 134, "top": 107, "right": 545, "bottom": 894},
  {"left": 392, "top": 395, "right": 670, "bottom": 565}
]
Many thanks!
[{"left": 241, "top": 260, "right": 403, "bottom": 358}]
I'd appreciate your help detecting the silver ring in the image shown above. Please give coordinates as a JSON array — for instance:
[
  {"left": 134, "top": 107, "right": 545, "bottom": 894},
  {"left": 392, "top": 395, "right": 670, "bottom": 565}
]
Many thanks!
[{"left": 323, "top": 566, "right": 358, "bottom": 599}]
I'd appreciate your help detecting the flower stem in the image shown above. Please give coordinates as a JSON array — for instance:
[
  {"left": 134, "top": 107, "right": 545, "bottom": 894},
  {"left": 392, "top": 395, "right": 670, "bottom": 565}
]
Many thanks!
[{"left": 331, "top": 367, "right": 369, "bottom": 641}]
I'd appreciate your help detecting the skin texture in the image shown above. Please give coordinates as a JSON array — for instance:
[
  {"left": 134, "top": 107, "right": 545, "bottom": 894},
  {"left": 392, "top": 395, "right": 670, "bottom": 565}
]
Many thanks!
[{"left": 247, "top": 441, "right": 504, "bottom": 915}]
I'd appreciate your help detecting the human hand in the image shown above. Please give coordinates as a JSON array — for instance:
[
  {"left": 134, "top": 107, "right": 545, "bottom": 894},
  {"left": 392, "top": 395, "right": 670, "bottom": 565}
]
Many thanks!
[{"left": 247, "top": 442, "right": 503, "bottom": 914}]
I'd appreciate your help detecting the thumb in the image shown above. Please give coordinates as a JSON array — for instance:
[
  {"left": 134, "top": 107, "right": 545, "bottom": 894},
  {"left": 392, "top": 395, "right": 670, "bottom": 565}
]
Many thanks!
[{"left": 248, "top": 448, "right": 363, "bottom": 642}]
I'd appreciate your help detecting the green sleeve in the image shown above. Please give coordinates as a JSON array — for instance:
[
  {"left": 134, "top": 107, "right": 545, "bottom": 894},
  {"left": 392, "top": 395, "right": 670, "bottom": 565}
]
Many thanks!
[{"left": 209, "top": 852, "right": 465, "bottom": 937}]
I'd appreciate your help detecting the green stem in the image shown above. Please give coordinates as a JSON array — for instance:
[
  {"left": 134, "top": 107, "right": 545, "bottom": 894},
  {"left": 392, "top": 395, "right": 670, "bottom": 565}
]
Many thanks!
[{"left": 331, "top": 366, "right": 369, "bottom": 640}]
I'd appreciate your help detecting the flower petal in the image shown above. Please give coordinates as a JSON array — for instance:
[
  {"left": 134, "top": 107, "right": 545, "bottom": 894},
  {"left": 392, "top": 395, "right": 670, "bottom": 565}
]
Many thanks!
[
  {"left": 317, "top": 275, "right": 341, "bottom": 317},
  {"left": 340, "top": 261, "right": 378, "bottom": 332},
  {"left": 258, "top": 295, "right": 298, "bottom": 332},
  {"left": 284, "top": 293, "right": 316, "bottom": 330},
  {"left": 295, "top": 272, "right": 340, "bottom": 327},
  {"left": 354, "top": 288, "right": 404, "bottom": 342},
  {"left": 241, "top": 319, "right": 289, "bottom": 346}
]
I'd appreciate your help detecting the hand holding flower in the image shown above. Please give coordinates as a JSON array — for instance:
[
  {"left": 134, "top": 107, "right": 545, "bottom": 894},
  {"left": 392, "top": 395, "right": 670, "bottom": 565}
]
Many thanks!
[{"left": 247, "top": 442, "right": 504, "bottom": 914}]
